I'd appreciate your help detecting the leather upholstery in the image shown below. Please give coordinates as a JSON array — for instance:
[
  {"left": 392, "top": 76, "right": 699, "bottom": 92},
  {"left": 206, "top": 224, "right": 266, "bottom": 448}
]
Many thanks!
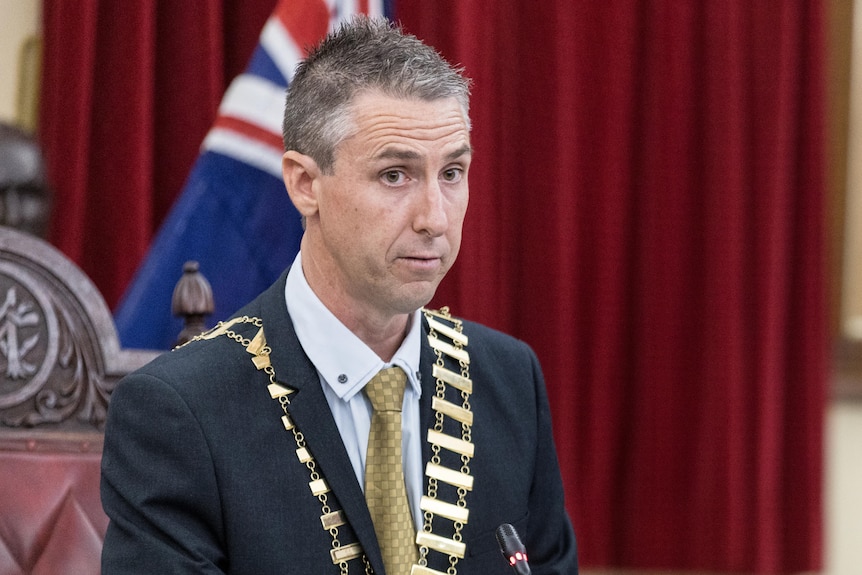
[{"left": 0, "top": 451, "right": 106, "bottom": 575}]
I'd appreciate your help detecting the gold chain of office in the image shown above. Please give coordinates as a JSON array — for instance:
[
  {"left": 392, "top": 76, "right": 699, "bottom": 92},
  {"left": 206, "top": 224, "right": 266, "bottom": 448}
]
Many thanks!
[{"left": 186, "top": 307, "right": 474, "bottom": 575}]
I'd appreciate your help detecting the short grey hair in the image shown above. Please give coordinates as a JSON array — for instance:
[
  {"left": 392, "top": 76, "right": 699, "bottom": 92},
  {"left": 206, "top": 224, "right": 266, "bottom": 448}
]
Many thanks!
[{"left": 282, "top": 16, "right": 472, "bottom": 174}]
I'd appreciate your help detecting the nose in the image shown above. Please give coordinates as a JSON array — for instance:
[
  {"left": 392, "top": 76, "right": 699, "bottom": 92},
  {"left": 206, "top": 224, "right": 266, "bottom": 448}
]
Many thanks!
[{"left": 413, "top": 179, "right": 448, "bottom": 237}]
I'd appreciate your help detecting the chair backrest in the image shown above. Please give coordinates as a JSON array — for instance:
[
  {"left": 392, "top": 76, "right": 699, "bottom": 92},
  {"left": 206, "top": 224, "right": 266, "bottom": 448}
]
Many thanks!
[{"left": 0, "top": 225, "right": 160, "bottom": 574}]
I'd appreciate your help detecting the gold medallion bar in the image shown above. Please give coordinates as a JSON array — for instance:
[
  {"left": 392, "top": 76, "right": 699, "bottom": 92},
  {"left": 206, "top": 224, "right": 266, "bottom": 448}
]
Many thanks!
[
  {"left": 321, "top": 510, "right": 346, "bottom": 529},
  {"left": 252, "top": 354, "right": 271, "bottom": 370},
  {"left": 295, "top": 447, "right": 312, "bottom": 463},
  {"left": 411, "top": 565, "right": 449, "bottom": 575},
  {"left": 432, "top": 365, "right": 473, "bottom": 394},
  {"left": 281, "top": 414, "right": 294, "bottom": 430},
  {"left": 427, "top": 430, "right": 475, "bottom": 458},
  {"left": 330, "top": 542, "right": 363, "bottom": 564},
  {"left": 198, "top": 317, "right": 243, "bottom": 340},
  {"left": 428, "top": 337, "right": 470, "bottom": 364},
  {"left": 432, "top": 397, "right": 473, "bottom": 426},
  {"left": 309, "top": 478, "right": 329, "bottom": 496},
  {"left": 422, "top": 307, "right": 456, "bottom": 321},
  {"left": 426, "top": 316, "right": 469, "bottom": 346},
  {"left": 420, "top": 495, "right": 469, "bottom": 523},
  {"left": 268, "top": 382, "right": 292, "bottom": 399},
  {"left": 246, "top": 328, "right": 266, "bottom": 355},
  {"left": 425, "top": 462, "right": 474, "bottom": 491},
  {"left": 415, "top": 532, "right": 466, "bottom": 559}
]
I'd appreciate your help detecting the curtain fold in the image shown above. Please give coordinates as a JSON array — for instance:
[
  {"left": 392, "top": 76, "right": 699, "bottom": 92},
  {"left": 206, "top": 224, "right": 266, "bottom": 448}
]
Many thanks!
[
  {"left": 39, "top": 0, "right": 275, "bottom": 308},
  {"left": 400, "top": 1, "right": 826, "bottom": 572}
]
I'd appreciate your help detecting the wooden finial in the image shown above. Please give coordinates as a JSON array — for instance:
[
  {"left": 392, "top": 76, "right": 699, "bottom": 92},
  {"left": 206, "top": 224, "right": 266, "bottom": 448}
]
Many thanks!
[{"left": 172, "top": 261, "right": 214, "bottom": 346}]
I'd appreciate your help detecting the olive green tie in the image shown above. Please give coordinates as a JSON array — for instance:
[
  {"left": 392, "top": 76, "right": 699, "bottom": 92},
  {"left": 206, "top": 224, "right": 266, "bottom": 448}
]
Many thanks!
[{"left": 364, "top": 366, "right": 418, "bottom": 574}]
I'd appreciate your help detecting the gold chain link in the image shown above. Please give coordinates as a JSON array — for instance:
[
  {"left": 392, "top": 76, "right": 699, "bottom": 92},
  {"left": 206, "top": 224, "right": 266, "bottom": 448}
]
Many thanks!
[
  {"left": 182, "top": 310, "right": 472, "bottom": 575},
  {"left": 418, "top": 307, "right": 472, "bottom": 575},
  {"left": 187, "top": 316, "right": 368, "bottom": 573}
]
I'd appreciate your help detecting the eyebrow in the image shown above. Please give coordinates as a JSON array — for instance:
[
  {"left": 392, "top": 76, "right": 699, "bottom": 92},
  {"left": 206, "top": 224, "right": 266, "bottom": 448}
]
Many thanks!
[
  {"left": 373, "top": 144, "right": 473, "bottom": 163},
  {"left": 374, "top": 148, "right": 420, "bottom": 162},
  {"left": 446, "top": 144, "right": 473, "bottom": 161}
]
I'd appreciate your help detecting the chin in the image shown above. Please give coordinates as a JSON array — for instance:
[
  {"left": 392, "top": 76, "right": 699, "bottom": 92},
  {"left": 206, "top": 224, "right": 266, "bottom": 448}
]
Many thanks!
[{"left": 393, "top": 285, "right": 438, "bottom": 315}]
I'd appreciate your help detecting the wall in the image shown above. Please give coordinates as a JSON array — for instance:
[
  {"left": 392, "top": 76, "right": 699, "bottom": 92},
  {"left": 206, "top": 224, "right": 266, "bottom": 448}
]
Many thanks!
[
  {"left": 825, "top": 402, "right": 862, "bottom": 574},
  {"left": 0, "top": 0, "right": 40, "bottom": 125}
]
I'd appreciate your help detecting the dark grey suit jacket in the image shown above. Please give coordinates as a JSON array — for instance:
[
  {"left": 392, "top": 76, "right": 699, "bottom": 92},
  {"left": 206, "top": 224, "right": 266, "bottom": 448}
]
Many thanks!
[{"left": 101, "top": 272, "right": 577, "bottom": 574}]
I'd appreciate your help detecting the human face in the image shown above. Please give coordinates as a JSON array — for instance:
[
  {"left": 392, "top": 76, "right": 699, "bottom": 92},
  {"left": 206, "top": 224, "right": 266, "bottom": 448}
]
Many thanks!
[{"left": 302, "top": 92, "right": 471, "bottom": 324}]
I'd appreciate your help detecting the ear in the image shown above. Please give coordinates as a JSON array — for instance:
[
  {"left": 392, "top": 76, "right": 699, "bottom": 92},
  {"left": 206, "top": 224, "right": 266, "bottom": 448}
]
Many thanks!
[{"left": 282, "top": 151, "right": 322, "bottom": 218}]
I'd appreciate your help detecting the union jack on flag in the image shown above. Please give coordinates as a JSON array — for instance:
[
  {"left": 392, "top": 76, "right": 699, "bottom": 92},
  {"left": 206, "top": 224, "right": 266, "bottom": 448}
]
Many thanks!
[{"left": 115, "top": 0, "right": 389, "bottom": 350}]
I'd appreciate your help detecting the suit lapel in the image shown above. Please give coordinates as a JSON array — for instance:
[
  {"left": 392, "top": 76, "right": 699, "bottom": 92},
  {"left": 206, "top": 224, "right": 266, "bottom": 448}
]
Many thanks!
[{"left": 254, "top": 275, "right": 385, "bottom": 574}]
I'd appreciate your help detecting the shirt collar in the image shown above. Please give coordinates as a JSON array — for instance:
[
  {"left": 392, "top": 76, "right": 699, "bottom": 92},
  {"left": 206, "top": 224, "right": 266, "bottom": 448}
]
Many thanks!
[{"left": 285, "top": 252, "right": 423, "bottom": 401}]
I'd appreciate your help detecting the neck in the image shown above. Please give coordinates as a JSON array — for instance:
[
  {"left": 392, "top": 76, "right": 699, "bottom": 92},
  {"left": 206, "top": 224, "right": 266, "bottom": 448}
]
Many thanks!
[
  {"left": 299, "top": 244, "right": 413, "bottom": 362},
  {"left": 349, "top": 313, "right": 411, "bottom": 362}
]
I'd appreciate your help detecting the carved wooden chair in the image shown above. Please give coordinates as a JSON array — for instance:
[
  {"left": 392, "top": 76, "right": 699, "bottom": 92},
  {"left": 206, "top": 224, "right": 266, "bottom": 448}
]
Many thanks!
[{"left": 0, "top": 226, "right": 210, "bottom": 574}]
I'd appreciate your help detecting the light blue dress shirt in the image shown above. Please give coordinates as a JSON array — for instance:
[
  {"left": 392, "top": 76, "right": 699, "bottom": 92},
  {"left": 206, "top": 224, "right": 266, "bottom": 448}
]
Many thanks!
[{"left": 285, "top": 252, "right": 424, "bottom": 529}]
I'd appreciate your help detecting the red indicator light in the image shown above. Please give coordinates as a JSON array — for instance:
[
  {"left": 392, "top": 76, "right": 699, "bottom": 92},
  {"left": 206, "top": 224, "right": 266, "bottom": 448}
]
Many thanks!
[{"left": 508, "top": 552, "right": 528, "bottom": 565}]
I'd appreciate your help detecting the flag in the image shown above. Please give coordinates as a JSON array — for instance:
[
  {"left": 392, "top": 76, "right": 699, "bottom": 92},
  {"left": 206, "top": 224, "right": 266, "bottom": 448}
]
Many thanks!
[{"left": 115, "top": 0, "right": 389, "bottom": 350}]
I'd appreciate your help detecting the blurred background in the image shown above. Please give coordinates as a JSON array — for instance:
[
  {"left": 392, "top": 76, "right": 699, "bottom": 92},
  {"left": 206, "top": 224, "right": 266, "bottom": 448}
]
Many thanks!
[{"left": 0, "top": 1, "right": 860, "bottom": 574}]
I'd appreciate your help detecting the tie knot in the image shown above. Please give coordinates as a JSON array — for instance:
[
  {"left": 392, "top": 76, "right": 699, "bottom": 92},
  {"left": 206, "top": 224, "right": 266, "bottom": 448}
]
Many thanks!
[{"left": 365, "top": 366, "right": 407, "bottom": 412}]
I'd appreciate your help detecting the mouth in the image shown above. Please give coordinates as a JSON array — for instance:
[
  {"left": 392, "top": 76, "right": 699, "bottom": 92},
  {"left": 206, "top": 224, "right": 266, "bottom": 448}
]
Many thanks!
[{"left": 397, "top": 254, "right": 444, "bottom": 274}]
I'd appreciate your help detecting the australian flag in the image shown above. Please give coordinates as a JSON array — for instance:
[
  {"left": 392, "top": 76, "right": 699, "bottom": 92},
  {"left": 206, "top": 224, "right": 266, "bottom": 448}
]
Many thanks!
[{"left": 115, "top": 0, "right": 389, "bottom": 350}]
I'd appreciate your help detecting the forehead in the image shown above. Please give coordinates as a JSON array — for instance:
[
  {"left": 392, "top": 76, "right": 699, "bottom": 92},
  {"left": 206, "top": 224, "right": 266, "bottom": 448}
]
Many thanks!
[{"left": 341, "top": 92, "right": 471, "bottom": 157}]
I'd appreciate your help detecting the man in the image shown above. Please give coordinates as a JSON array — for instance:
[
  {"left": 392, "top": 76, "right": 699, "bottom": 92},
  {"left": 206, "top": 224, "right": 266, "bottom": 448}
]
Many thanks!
[{"left": 101, "top": 17, "right": 577, "bottom": 574}]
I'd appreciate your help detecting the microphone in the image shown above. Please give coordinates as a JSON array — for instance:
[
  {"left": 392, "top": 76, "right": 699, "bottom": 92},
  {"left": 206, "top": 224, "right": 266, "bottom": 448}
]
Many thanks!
[{"left": 495, "top": 523, "right": 531, "bottom": 575}]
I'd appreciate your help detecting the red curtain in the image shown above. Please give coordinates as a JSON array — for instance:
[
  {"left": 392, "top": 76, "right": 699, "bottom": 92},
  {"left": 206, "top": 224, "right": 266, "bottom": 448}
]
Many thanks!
[
  {"left": 39, "top": 0, "right": 826, "bottom": 572},
  {"left": 39, "top": 0, "right": 275, "bottom": 308},
  {"left": 401, "top": 1, "right": 826, "bottom": 573}
]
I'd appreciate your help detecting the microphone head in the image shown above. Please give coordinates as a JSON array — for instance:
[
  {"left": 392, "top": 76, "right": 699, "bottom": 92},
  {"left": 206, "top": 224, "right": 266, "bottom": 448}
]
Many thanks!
[{"left": 496, "top": 523, "right": 530, "bottom": 571}]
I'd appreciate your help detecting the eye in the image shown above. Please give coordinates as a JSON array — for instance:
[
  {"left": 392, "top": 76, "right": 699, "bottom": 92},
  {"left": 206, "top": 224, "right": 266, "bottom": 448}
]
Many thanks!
[
  {"left": 441, "top": 167, "right": 463, "bottom": 184},
  {"left": 381, "top": 170, "right": 406, "bottom": 185}
]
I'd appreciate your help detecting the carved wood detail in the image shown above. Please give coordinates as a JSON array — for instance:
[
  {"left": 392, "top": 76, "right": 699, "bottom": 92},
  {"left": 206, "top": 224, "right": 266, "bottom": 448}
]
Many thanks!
[{"left": 0, "top": 226, "right": 159, "bottom": 434}]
